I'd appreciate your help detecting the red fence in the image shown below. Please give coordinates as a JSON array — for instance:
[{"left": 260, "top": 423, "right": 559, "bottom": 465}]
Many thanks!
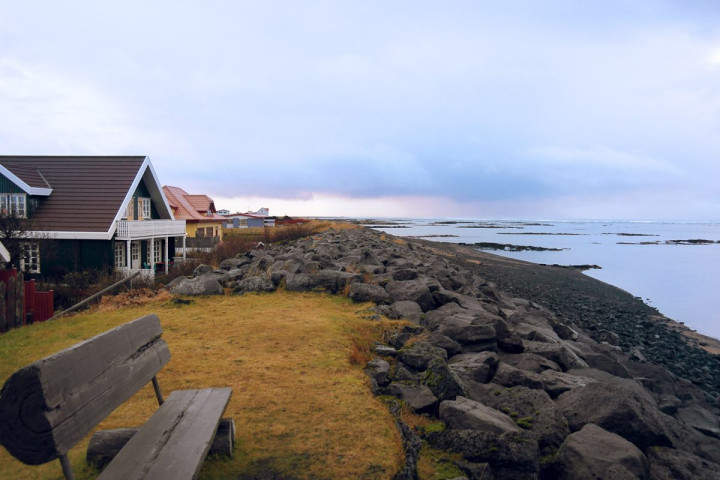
[{"left": 0, "top": 269, "right": 54, "bottom": 333}]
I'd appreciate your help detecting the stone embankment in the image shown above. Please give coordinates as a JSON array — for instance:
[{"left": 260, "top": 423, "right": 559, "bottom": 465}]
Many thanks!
[{"left": 168, "top": 228, "right": 720, "bottom": 480}]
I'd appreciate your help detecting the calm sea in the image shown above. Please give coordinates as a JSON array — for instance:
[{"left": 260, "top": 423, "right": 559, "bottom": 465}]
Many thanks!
[{"left": 366, "top": 219, "right": 720, "bottom": 340}]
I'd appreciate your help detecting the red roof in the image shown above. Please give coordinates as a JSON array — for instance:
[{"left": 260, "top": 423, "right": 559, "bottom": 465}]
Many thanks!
[{"left": 162, "top": 185, "right": 225, "bottom": 223}]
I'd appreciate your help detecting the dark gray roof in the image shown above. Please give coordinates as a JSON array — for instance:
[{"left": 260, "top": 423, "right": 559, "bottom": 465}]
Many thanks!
[{"left": 0, "top": 156, "right": 147, "bottom": 233}]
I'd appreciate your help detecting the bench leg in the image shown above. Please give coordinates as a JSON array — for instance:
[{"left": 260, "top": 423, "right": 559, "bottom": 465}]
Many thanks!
[
  {"left": 151, "top": 376, "right": 164, "bottom": 405},
  {"left": 59, "top": 454, "right": 75, "bottom": 480}
]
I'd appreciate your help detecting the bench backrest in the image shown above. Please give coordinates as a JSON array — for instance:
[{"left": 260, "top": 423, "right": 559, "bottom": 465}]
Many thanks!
[{"left": 0, "top": 314, "right": 170, "bottom": 465}]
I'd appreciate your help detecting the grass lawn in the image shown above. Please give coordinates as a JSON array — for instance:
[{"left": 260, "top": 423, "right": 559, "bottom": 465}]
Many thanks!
[{"left": 0, "top": 291, "right": 405, "bottom": 480}]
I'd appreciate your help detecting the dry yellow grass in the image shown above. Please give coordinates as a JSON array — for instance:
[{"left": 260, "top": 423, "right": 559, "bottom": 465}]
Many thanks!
[{"left": 0, "top": 292, "right": 405, "bottom": 480}]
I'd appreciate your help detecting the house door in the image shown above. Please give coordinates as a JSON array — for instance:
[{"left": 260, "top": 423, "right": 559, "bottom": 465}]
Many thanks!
[{"left": 131, "top": 242, "right": 141, "bottom": 270}]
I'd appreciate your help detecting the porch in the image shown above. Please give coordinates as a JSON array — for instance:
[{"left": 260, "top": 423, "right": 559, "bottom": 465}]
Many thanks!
[{"left": 114, "top": 220, "right": 187, "bottom": 277}]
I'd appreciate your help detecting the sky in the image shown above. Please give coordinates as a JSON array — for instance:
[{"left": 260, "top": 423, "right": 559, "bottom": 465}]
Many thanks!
[{"left": 2, "top": 1, "right": 720, "bottom": 219}]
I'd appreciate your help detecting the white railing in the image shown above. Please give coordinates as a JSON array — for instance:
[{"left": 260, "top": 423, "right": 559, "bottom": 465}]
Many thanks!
[
  {"left": 115, "top": 267, "right": 155, "bottom": 281},
  {"left": 116, "top": 219, "right": 186, "bottom": 239}
]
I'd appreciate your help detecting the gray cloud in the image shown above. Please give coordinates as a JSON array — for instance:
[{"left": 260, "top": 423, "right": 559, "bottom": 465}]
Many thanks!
[{"left": 2, "top": 1, "right": 720, "bottom": 218}]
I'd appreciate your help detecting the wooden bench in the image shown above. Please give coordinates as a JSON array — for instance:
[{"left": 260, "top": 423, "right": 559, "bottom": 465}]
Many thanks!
[{"left": 0, "top": 314, "right": 232, "bottom": 480}]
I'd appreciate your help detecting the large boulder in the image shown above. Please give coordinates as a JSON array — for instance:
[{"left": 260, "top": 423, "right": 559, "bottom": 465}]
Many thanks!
[
  {"left": 232, "top": 276, "right": 276, "bottom": 294},
  {"left": 491, "top": 363, "right": 544, "bottom": 390},
  {"left": 427, "top": 429, "right": 539, "bottom": 480},
  {"left": 386, "top": 383, "right": 438, "bottom": 414},
  {"left": 385, "top": 280, "right": 436, "bottom": 312},
  {"left": 284, "top": 271, "right": 362, "bottom": 294},
  {"left": 556, "top": 380, "right": 674, "bottom": 449},
  {"left": 467, "top": 385, "right": 570, "bottom": 457},
  {"left": 439, "top": 397, "right": 520, "bottom": 434},
  {"left": 646, "top": 446, "right": 720, "bottom": 480},
  {"left": 448, "top": 352, "right": 499, "bottom": 385},
  {"left": 439, "top": 322, "right": 497, "bottom": 353},
  {"left": 169, "top": 276, "right": 224, "bottom": 295},
  {"left": 422, "top": 357, "right": 466, "bottom": 403},
  {"left": 384, "top": 301, "right": 423, "bottom": 322},
  {"left": 348, "top": 283, "right": 392, "bottom": 304},
  {"left": 398, "top": 341, "right": 447, "bottom": 371},
  {"left": 523, "top": 341, "right": 588, "bottom": 371},
  {"left": 552, "top": 423, "right": 649, "bottom": 480}
]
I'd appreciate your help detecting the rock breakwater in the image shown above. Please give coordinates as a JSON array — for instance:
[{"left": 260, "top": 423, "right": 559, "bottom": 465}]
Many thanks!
[{"left": 169, "top": 228, "right": 720, "bottom": 479}]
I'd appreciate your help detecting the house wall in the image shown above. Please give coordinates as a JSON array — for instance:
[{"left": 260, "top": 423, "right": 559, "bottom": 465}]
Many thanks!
[
  {"left": 186, "top": 221, "right": 224, "bottom": 240},
  {"left": 42, "top": 239, "right": 114, "bottom": 276},
  {"left": 127, "top": 181, "right": 161, "bottom": 220}
]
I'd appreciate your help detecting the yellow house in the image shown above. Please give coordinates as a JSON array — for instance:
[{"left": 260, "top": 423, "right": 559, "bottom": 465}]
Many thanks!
[{"left": 162, "top": 186, "right": 224, "bottom": 243}]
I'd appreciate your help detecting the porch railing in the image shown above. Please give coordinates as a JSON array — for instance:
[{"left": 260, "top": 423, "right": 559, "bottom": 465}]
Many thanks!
[{"left": 116, "top": 219, "right": 186, "bottom": 239}]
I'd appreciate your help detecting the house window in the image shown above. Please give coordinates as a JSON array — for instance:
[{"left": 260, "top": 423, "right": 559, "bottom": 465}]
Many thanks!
[
  {"left": 114, "top": 243, "right": 126, "bottom": 268},
  {"left": 147, "top": 239, "right": 163, "bottom": 264},
  {"left": 141, "top": 198, "right": 151, "bottom": 219},
  {"left": 125, "top": 199, "right": 134, "bottom": 219},
  {"left": 0, "top": 193, "right": 27, "bottom": 218},
  {"left": 131, "top": 243, "right": 140, "bottom": 263},
  {"left": 21, "top": 242, "right": 40, "bottom": 273}
]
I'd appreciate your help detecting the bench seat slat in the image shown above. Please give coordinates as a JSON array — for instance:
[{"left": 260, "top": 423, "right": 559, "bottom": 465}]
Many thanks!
[{"left": 97, "top": 387, "right": 232, "bottom": 480}]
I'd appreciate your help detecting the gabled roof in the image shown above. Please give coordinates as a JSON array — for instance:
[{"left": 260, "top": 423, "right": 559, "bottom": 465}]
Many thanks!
[
  {"left": 0, "top": 156, "right": 175, "bottom": 240},
  {"left": 162, "top": 185, "right": 225, "bottom": 223}
]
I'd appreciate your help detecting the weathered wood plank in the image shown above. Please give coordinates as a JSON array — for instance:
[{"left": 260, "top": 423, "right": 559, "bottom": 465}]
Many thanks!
[
  {"left": 86, "top": 418, "right": 235, "bottom": 469},
  {"left": 97, "top": 388, "right": 232, "bottom": 480},
  {"left": 0, "top": 314, "right": 170, "bottom": 464}
]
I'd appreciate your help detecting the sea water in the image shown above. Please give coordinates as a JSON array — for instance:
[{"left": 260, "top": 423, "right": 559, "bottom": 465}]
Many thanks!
[{"left": 367, "top": 219, "right": 720, "bottom": 340}]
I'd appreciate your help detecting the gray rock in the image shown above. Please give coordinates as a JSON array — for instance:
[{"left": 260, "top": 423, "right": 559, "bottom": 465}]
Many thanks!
[
  {"left": 423, "top": 357, "right": 466, "bottom": 402},
  {"left": 439, "top": 323, "right": 497, "bottom": 353},
  {"left": 386, "top": 301, "right": 424, "bottom": 322},
  {"left": 285, "top": 271, "right": 363, "bottom": 294},
  {"left": 439, "top": 397, "right": 520, "bottom": 434},
  {"left": 501, "top": 352, "right": 561, "bottom": 373},
  {"left": 373, "top": 344, "right": 397, "bottom": 357},
  {"left": 348, "top": 283, "right": 392, "bottom": 304},
  {"left": 676, "top": 405, "right": 720, "bottom": 439},
  {"left": 647, "top": 446, "right": 720, "bottom": 480},
  {"left": 398, "top": 341, "right": 448, "bottom": 371},
  {"left": 540, "top": 370, "right": 596, "bottom": 398},
  {"left": 218, "top": 257, "right": 250, "bottom": 270},
  {"left": 192, "top": 264, "right": 214, "bottom": 277},
  {"left": 169, "top": 276, "right": 224, "bottom": 295},
  {"left": 366, "top": 358, "right": 391, "bottom": 387},
  {"left": 491, "top": 363, "right": 544, "bottom": 390},
  {"left": 385, "top": 280, "right": 437, "bottom": 312},
  {"left": 233, "top": 276, "right": 276, "bottom": 294},
  {"left": 448, "top": 352, "right": 499, "bottom": 384},
  {"left": 427, "top": 333, "right": 462, "bottom": 356},
  {"left": 556, "top": 380, "right": 674, "bottom": 449},
  {"left": 427, "top": 429, "right": 539, "bottom": 480},
  {"left": 552, "top": 424, "right": 649, "bottom": 480},
  {"left": 523, "top": 341, "right": 588, "bottom": 371},
  {"left": 386, "top": 383, "right": 438, "bottom": 413}
]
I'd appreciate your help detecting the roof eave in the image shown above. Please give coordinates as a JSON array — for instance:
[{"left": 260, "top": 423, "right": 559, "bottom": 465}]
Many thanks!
[{"left": 0, "top": 165, "right": 53, "bottom": 196}]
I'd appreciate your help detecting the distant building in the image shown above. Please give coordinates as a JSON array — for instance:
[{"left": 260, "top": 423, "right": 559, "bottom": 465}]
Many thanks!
[
  {"left": 162, "top": 186, "right": 225, "bottom": 242},
  {"left": 223, "top": 207, "right": 275, "bottom": 228},
  {"left": 217, "top": 209, "right": 230, "bottom": 216}
]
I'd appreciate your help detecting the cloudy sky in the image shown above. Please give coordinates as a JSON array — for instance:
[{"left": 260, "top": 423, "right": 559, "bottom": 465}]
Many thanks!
[{"left": 2, "top": 1, "right": 720, "bottom": 219}]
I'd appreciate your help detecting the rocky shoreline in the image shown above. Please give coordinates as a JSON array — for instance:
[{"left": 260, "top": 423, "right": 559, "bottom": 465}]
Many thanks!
[{"left": 168, "top": 227, "right": 720, "bottom": 479}]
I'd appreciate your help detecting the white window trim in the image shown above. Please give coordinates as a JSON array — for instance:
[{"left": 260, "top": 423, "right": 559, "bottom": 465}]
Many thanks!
[
  {"left": 21, "top": 242, "right": 40, "bottom": 274},
  {"left": 141, "top": 197, "right": 151, "bottom": 220},
  {"left": 1, "top": 193, "right": 27, "bottom": 218},
  {"left": 114, "top": 242, "right": 125, "bottom": 268}
]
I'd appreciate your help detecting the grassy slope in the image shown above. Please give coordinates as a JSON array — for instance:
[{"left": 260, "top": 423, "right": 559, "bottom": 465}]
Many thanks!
[{"left": 0, "top": 292, "right": 405, "bottom": 480}]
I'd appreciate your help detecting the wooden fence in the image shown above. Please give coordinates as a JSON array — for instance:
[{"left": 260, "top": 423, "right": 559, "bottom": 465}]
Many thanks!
[{"left": 0, "top": 269, "right": 55, "bottom": 333}]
